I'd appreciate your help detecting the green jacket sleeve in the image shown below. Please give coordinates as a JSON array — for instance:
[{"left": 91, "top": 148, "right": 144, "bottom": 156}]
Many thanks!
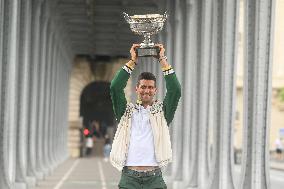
[
  {"left": 110, "top": 68, "right": 130, "bottom": 122},
  {"left": 163, "top": 73, "right": 181, "bottom": 125}
]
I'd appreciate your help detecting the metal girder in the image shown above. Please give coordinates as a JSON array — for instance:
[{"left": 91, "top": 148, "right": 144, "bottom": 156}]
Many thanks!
[
  {"left": 54, "top": 0, "right": 95, "bottom": 54},
  {"left": 92, "top": 49, "right": 129, "bottom": 56},
  {"left": 94, "top": 0, "right": 158, "bottom": 7},
  {"left": 66, "top": 19, "right": 93, "bottom": 26},
  {"left": 58, "top": 0, "right": 86, "bottom": 4},
  {"left": 93, "top": 27, "right": 131, "bottom": 33},
  {"left": 92, "top": 5, "right": 157, "bottom": 13},
  {"left": 93, "top": 19, "right": 126, "bottom": 24},
  {"left": 92, "top": 33, "right": 138, "bottom": 40},
  {"left": 50, "top": 0, "right": 162, "bottom": 55},
  {"left": 58, "top": 3, "right": 86, "bottom": 9},
  {"left": 92, "top": 42, "right": 132, "bottom": 50}
]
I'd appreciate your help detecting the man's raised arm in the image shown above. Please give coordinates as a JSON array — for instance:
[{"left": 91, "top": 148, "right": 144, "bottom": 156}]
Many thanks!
[
  {"left": 110, "top": 44, "right": 139, "bottom": 122},
  {"left": 156, "top": 44, "right": 182, "bottom": 125}
]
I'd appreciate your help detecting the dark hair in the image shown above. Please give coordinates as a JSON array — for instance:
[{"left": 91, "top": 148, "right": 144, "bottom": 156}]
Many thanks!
[{"left": 137, "top": 72, "right": 156, "bottom": 86}]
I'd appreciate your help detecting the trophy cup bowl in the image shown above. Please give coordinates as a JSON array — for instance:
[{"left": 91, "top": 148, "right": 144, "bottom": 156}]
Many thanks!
[{"left": 123, "top": 12, "right": 168, "bottom": 57}]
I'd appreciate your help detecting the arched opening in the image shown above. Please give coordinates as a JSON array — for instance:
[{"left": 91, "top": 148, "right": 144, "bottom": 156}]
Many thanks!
[
  {"left": 80, "top": 81, "right": 116, "bottom": 157},
  {"left": 68, "top": 56, "right": 127, "bottom": 158},
  {"left": 80, "top": 81, "right": 115, "bottom": 132}
]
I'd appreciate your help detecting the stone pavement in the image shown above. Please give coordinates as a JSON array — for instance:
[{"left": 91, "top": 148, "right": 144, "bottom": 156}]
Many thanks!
[
  {"left": 35, "top": 157, "right": 284, "bottom": 189},
  {"left": 270, "top": 160, "right": 284, "bottom": 171},
  {"left": 36, "top": 157, "right": 121, "bottom": 189}
]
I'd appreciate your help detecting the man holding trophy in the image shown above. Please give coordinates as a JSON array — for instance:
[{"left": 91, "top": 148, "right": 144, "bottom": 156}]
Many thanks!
[{"left": 109, "top": 13, "right": 181, "bottom": 189}]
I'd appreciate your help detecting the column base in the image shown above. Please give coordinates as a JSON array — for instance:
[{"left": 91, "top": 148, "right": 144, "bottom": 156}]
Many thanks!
[
  {"left": 42, "top": 167, "right": 52, "bottom": 178},
  {"left": 173, "top": 180, "right": 184, "bottom": 189},
  {"left": 35, "top": 171, "right": 44, "bottom": 180},
  {"left": 14, "top": 182, "right": 27, "bottom": 189},
  {"left": 26, "top": 176, "right": 36, "bottom": 188}
]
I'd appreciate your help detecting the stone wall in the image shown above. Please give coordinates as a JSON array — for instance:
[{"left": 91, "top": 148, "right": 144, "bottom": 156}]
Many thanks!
[
  {"left": 67, "top": 58, "right": 129, "bottom": 157},
  {"left": 68, "top": 58, "right": 94, "bottom": 157}
]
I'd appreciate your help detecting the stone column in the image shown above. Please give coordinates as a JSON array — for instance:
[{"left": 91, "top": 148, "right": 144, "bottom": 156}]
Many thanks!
[
  {"left": 51, "top": 45, "right": 57, "bottom": 162},
  {"left": 240, "top": 0, "right": 275, "bottom": 188},
  {"left": 63, "top": 56, "right": 71, "bottom": 161},
  {"left": 15, "top": 0, "right": 32, "bottom": 188},
  {"left": 43, "top": 27, "right": 53, "bottom": 172},
  {"left": 0, "top": 0, "right": 4, "bottom": 183},
  {"left": 162, "top": 0, "right": 175, "bottom": 178},
  {"left": 0, "top": 0, "right": 20, "bottom": 188},
  {"left": 171, "top": 0, "right": 185, "bottom": 188},
  {"left": 0, "top": 0, "right": 3, "bottom": 87},
  {"left": 49, "top": 38, "right": 59, "bottom": 167},
  {"left": 151, "top": 57, "right": 158, "bottom": 85},
  {"left": 57, "top": 45, "right": 71, "bottom": 162},
  {"left": 155, "top": 56, "right": 163, "bottom": 101},
  {"left": 195, "top": 0, "right": 214, "bottom": 188},
  {"left": 65, "top": 61, "right": 72, "bottom": 159},
  {"left": 54, "top": 34, "right": 60, "bottom": 164},
  {"left": 53, "top": 44, "right": 61, "bottom": 163},
  {"left": 155, "top": 31, "right": 164, "bottom": 101},
  {"left": 56, "top": 54, "right": 62, "bottom": 161},
  {"left": 0, "top": 0, "right": 9, "bottom": 184},
  {"left": 209, "top": 1, "right": 239, "bottom": 189},
  {"left": 27, "top": 1, "right": 43, "bottom": 180},
  {"left": 33, "top": 1, "right": 45, "bottom": 178},
  {"left": 36, "top": 3, "right": 49, "bottom": 176},
  {"left": 182, "top": 0, "right": 200, "bottom": 188}
]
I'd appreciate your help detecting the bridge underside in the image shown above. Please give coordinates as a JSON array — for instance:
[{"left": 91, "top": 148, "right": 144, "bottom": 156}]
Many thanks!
[{"left": 0, "top": 0, "right": 275, "bottom": 189}]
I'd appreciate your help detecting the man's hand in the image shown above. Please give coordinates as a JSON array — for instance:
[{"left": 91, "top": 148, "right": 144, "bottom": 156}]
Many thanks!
[
  {"left": 155, "top": 44, "right": 165, "bottom": 58},
  {"left": 126, "top": 44, "right": 140, "bottom": 70},
  {"left": 155, "top": 44, "right": 170, "bottom": 69},
  {"left": 130, "top": 44, "right": 140, "bottom": 62}
]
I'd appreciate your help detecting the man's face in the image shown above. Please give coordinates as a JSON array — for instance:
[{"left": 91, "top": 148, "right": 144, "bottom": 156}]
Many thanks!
[{"left": 136, "top": 79, "right": 157, "bottom": 104}]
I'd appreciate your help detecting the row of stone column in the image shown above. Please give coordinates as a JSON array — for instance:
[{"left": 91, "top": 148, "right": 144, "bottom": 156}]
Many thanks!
[
  {"left": 131, "top": 0, "right": 275, "bottom": 189},
  {"left": 0, "top": 0, "right": 72, "bottom": 188}
]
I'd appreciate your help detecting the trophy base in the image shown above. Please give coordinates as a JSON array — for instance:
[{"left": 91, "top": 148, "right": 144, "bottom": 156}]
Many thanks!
[{"left": 136, "top": 47, "right": 160, "bottom": 57}]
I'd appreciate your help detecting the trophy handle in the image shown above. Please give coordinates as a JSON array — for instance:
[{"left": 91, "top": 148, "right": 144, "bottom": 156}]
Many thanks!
[
  {"left": 123, "top": 12, "right": 131, "bottom": 23},
  {"left": 163, "top": 11, "right": 168, "bottom": 21}
]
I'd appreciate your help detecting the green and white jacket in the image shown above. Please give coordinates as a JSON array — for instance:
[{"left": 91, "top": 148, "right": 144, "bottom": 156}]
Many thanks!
[{"left": 109, "top": 64, "right": 181, "bottom": 171}]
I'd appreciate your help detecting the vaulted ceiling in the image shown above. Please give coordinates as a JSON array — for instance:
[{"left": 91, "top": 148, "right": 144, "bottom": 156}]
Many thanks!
[{"left": 56, "top": 0, "right": 166, "bottom": 57}]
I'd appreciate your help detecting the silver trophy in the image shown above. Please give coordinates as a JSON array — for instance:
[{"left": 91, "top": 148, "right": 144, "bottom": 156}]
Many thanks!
[{"left": 123, "top": 12, "right": 168, "bottom": 57}]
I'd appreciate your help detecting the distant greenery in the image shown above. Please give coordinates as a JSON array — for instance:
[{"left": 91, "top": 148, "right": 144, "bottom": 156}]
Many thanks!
[{"left": 279, "top": 88, "right": 284, "bottom": 102}]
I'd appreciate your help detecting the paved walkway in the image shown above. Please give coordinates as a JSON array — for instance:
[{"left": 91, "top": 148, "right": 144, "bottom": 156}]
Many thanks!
[
  {"left": 36, "top": 158, "right": 121, "bottom": 189},
  {"left": 270, "top": 160, "right": 284, "bottom": 171},
  {"left": 36, "top": 157, "right": 284, "bottom": 189}
]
